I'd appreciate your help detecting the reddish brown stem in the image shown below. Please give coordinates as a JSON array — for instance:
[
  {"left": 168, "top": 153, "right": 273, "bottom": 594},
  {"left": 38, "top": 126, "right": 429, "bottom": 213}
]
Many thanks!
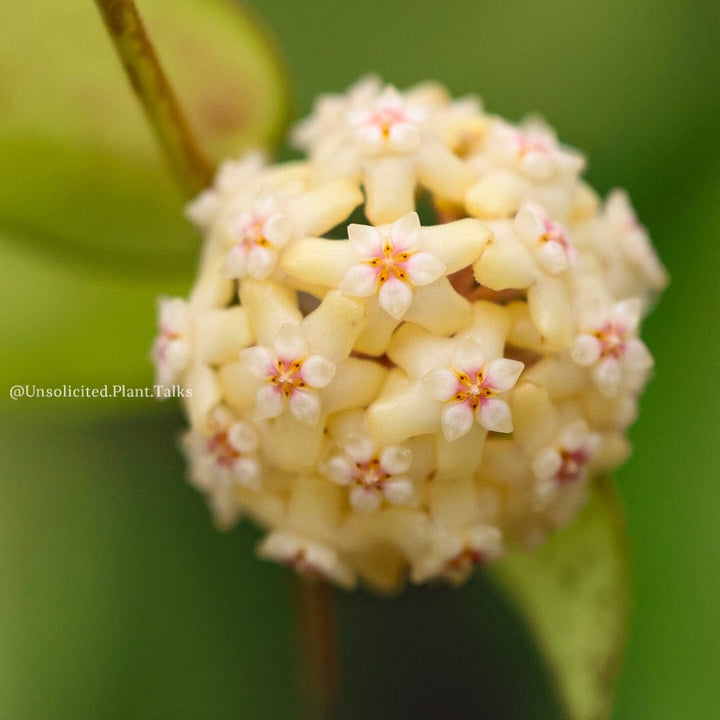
[
  {"left": 94, "top": 0, "right": 214, "bottom": 197},
  {"left": 290, "top": 575, "right": 341, "bottom": 720}
]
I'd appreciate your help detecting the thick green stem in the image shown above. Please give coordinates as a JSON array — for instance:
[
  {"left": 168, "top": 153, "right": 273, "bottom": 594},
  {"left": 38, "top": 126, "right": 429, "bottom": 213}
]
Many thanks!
[
  {"left": 290, "top": 576, "right": 341, "bottom": 720},
  {"left": 94, "top": 0, "right": 214, "bottom": 197}
]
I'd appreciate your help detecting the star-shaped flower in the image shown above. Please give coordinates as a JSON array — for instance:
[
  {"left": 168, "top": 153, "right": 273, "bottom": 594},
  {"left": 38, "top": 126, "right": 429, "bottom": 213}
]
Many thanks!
[
  {"left": 473, "top": 202, "right": 576, "bottom": 349},
  {"left": 185, "top": 151, "right": 266, "bottom": 229},
  {"left": 366, "top": 304, "right": 524, "bottom": 448},
  {"left": 487, "top": 120, "right": 585, "bottom": 181},
  {"left": 465, "top": 119, "right": 585, "bottom": 220},
  {"left": 570, "top": 298, "right": 653, "bottom": 396},
  {"left": 185, "top": 407, "right": 262, "bottom": 491},
  {"left": 182, "top": 406, "right": 263, "bottom": 529},
  {"left": 221, "top": 186, "right": 292, "bottom": 280},
  {"left": 152, "top": 297, "right": 191, "bottom": 386},
  {"left": 595, "top": 189, "right": 669, "bottom": 298},
  {"left": 283, "top": 212, "right": 491, "bottom": 355},
  {"left": 339, "top": 212, "right": 445, "bottom": 319},
  {"left": 531, "top": 419, "right": 601, "bottom": 499},
  {"left": 321, "top": 431, "right": 416, "bottom": 513},
  {"left": 348, "top": 86, "right": 427, "bottom": 156},
  {"left": 426, "top": 337, "right": 524, "bottom": 441},
  {"left": 242, "top": 323, "right": 336, "bottom": 427},
  {"left": 514, "top": 200, "right": 576, "bottom": 275},
  {"left": 151, "top": 295, "right": 255, "bottom": 393},
  {"left": 411, "top": 524, "right": 504, "bottom": 585},
  {"left": 258, "top": 530, "right": 357, "bottom": 589},
  {"left": 294, "top": 82, "right": 475, "bottom": 224}
]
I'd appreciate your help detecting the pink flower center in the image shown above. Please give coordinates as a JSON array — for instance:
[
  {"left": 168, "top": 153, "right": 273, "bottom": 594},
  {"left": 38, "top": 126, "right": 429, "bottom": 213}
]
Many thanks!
[
  {"left": 352, "top": 456, "right": 389, "bottom": 489},
  {"left": 283, "top": 549, "right": 325, "bottom": 580},
  {"left": 207, "top": 430, "right": 242, "bottom": 469},
  {"left": 555, "top": 447, "right": 591, "bottom": 484},
  {"left": 237, "top": 215, "right": 270, "bottom": 250},
  {"left": 366, "top": 107, "right": 411, "bottom": 138},
  {"left": 540, "top": 217, "right": 573, "bottom": 254},
  {"left": 266, "top": 357, "right": 306, "bottom": 399},
  {"left": 594, "top": 322, "right": 627, "bottom": 359},
  {"left": 447, "top": 546, "right": 487, "bottom": 572},
  {"left": 450, "top": 367, "right": 494, "bottom": 411},
  {"left": 515, "top": 132, "right": 554, "bottom": 159},
  {"left": 365, "top": 239, "right": 415, "bottom": 286},
  {"left": 153, "top": 327, "right": 180, "bottom": 365}
]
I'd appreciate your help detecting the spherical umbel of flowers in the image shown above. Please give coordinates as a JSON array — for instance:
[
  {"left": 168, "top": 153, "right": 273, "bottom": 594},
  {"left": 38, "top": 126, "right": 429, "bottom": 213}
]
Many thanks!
[{"left": 153, "top": 77, "right": 667, "bottom": 593}]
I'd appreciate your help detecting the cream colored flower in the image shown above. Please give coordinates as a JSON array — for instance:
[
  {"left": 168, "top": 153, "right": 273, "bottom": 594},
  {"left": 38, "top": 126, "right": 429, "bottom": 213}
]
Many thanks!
[
  {"left": 258, "top": 530, "right": 357, "bottom": 590},
  {"left": 283, "top": 211, "right": 490, "bottom": 355},
  {"left": 242, "top": 322, "right": 336, "bottom": 427},
  {"left": 466, "top": 118, "right": 585, "bottom": 220},
  {"left": 426, "top": 338, "right": 524, "bottom": 440},
  {"left": 153, "top": 77, "right": 666, "bottom": 591},
  {"left": 571, "top": 298, "right": 653, "bottom": 396},
  {"left": 295, "top": 82, "right": 475, "bottom": 224}
]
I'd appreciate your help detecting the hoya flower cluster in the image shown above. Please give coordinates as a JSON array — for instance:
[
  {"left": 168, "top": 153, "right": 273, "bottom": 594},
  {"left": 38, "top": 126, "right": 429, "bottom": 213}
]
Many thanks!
[{"left": 153, "top": 77, "right": 667, "bottom": 592}]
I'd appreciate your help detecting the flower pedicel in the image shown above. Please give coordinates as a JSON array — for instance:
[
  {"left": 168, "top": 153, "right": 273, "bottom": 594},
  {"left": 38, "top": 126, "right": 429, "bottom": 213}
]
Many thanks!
[{"left": 153, "top": 77, "right": 667, "bottom": 592}]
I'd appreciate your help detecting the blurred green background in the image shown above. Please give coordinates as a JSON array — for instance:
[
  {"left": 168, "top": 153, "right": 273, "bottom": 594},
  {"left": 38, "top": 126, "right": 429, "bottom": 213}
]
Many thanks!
[{"left": 1, "top": 0, "right": 718, "bottom": 718}]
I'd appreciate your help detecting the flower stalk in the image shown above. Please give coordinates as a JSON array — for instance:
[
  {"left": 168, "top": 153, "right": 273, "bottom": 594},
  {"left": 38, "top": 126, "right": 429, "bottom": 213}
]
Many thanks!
[
  {"left": 290, "top": 576, "right": 341, "bottom": 720},
  {"left": 94, "top": 0, "right": 214, "bottom": 197}
]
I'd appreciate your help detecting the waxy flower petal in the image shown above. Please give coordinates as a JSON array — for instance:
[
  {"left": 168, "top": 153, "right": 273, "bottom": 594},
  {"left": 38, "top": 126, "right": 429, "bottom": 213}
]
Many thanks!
[{"left": 160, "top": 77, "right": 664, "bottom": 591}]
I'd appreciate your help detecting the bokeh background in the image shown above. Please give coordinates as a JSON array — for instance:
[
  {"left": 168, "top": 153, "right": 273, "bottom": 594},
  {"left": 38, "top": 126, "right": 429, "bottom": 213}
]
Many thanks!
[{"left": 1, "top": 1, "right": 718, "bottom": 718}]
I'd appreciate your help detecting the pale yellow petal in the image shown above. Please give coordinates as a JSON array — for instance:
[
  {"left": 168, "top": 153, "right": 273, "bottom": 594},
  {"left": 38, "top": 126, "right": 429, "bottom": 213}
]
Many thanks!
[
  {"left": 217, "top": 361, "right": 261, "bottom": 414},
  {"left": 262, "top": 414, "right": 325, "bottom": 472},
  {"left": 435, "top": 423, "right": 487, "bottom": 479},
  {"left": 465, "top": 170, "right": 523, "bottom": 219},
  {"left": 195, "top": 307, "right": 253, "bottom": 364},
  {"left": 387, "top": 323, "right": 454, "bottom": 380},
  {"left": 476, "top": 438, "right": 529, "bottom": 485},
  {"left": 322, "top": 358, "right": 387, "bottom": 414},
  {"left": 428, "top": 476, "right": 480, "bottom": 528},
  {"left": 286, "top": 474, "right": 344, "bottom": 539},
  {"left": 415, "top": 139, "right": 475, "bottom": 202},
  {"left": 510, "top": 383, "right": 558, "bottom": 451},
  {"left": 353, "top": 300, "right": 400, "bottom": 356},
  {"left": 465, "top": 301, "right": 512, "bottom": 359},
  {"left": 239, "top": 280, "right": 302, "bottom": 345},
  {"left": 506, "top": 301, "right": 546, "bottom": 352},
  {"left": 288, "top": 179, "right": 363, "bottom": 236},
  {"left": 473, "top": 229, "right": 536, "bottom": 290},
  {"left": 366, "top": 380, "right": 440, "bottom": 445},
  {"left": 301, "top": 291, "right": 366, "bottom": 360},
  {"left": 420, "top": 218, "right": 492, "bottom": 272},
  {"left": 404, "top": 279, "right": 472, "bottom": 335},
  {"left": 523, "top": 358, "right": 589, "bottom": 400},
  {"left": 281, "top": 237, "right": 357, "bottom": 288},
  {"left": 527, "top": 277, "right": 573, "bottom": 350},
  {"left": 363, "top": 156, "right": 416, "bottom": 225},
  {"left": 184, "top": 363, "right": 221, "bottom": 431}
]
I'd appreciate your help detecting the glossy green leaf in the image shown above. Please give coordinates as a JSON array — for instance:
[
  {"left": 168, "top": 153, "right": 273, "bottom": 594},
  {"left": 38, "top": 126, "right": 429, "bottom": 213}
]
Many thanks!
[
  {"left": 490, "top": 478, "right": 630, "bottom": 720},
  {"left": 0, "top": 0, "right": 290, "bottom": 273}
]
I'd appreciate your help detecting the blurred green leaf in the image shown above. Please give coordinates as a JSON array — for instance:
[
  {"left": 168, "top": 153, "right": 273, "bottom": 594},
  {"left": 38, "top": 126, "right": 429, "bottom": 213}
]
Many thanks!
[
  {"left": 0, "top": 238, "right": 190, "bottom": 417},
  {"left": 490, "top": 478, "right": 630, "bottom": 720},
  {"left": 0, "top": 411, "right": 297, "bottom": 720},
  {"left": 0, "top": 409, "right": 569, "bottom": 720},
  {"left": 0, "top": 0, "right": 290, "bottom": 273}
]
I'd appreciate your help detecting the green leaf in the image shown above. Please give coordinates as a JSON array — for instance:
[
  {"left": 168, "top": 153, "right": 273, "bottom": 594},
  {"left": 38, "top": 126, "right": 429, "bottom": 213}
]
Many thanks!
[
  {"left": 0, "top": 238, "right": 190, "bottom": 417},
  {"left": 489, "top": 478, "right": 630, "bottom": 720},
  {"left": 0, "top": 411, "right": 298, "bottom": 720},
  {"left": 0, "top": 0, "right": 290, "bottom": 273},
  {"left": 0, "top": 410, "right": 566, "bottom": 720}
]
